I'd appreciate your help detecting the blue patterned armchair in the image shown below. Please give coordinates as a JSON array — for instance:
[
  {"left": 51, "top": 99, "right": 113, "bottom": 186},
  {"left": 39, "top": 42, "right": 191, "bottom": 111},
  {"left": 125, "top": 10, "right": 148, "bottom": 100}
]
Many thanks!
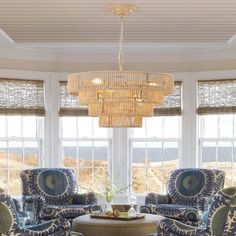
[
  {"left": 20, "top": 168, "right": 98, "bottom": 223},
  {"left": 0, "top": 193, "right": 70, "bottom": 236},
  {"left": 154, "top": 186, "right": 236, "bottom": 236},
  {"left": 141, "top": 168, "right": 225, "bottom": 226}
]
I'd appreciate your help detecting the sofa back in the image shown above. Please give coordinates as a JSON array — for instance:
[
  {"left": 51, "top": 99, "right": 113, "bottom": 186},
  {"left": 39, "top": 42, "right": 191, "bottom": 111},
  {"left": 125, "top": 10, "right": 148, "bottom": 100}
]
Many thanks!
[
  {"left": 167, "top": 168, "right": 225, "bottom": 210},
  {"left": 20, "top": 168, "right": 77, "bottom": 205}
]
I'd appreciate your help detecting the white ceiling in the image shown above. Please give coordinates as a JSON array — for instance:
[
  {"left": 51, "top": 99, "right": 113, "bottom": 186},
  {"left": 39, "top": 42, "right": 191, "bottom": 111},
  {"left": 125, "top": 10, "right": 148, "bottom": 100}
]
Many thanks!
[
  {"left": 1, "top": 0, "right": 236, "bottom": 72},
  {"left": 1, "top": 0, "right": 236, "bottom": 43}
]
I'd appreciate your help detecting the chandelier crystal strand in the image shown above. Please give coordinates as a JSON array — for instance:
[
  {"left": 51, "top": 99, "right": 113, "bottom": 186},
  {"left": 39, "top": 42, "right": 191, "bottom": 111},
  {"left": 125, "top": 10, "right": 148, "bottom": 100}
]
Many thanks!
[{"left": 67, "top": 4, "right": 175, "bottom": 128}]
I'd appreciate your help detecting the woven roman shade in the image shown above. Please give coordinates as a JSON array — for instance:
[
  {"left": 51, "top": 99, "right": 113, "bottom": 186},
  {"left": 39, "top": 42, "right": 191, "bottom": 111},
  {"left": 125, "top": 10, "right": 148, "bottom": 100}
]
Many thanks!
[
  {"left": 153, "top": 81, "right": 182, "bottom": 116},
  {"left": 59, "top": 81, "right": 88, "bottom": 116},
  {"left": 0, "top": 78, "right": 45, "bottom": 116},
  {"left": 59, "top": 81, "right": 182, "bottom": 117},
  {"left": 197, "top": 79, "right": 236, "bottom": 115}
]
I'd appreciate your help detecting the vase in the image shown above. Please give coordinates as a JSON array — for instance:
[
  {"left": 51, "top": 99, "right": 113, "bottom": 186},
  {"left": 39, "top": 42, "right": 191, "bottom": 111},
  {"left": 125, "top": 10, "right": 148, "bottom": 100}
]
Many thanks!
[{"left": 104, "top": 201, "right": 113, "bottom": 212}]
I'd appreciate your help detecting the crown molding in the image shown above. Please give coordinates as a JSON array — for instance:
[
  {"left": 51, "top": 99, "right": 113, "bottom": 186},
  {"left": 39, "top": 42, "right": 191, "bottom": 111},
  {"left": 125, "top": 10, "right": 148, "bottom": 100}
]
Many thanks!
[
  {"left": 0, "top": 29, "right": 15, "bottom": 48},
  {"left": 0, "top": 29, "right": 236, "bottom": 71}
]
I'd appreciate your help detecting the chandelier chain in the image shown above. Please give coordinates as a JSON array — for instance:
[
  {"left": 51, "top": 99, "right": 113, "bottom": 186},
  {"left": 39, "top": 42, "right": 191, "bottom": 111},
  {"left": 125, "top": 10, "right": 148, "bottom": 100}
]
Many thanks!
[{"left": 119, "top": 16, "right": 124, "bottom": 72}]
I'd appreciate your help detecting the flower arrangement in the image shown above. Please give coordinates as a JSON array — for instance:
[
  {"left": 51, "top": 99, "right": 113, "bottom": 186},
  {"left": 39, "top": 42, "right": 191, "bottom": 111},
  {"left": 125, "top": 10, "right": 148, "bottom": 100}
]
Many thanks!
[
  {"left": 97, "top": 179, "right": 129, "bottom": 203},
  {"left": 80, "top": 176, "right": 129, "bottom": 213}
]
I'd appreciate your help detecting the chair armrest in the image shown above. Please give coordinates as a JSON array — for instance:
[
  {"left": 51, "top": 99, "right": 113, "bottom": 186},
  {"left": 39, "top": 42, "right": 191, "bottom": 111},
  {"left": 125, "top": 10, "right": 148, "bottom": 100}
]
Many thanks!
[
  {"left": 5, "top": 195, "right": 32, "bottom": 227},
  {"left": 145, "top": 192, "right": 170, "bottom": 205},
  {"left": 140, "top": 205, "right": 154, "bottom": 214},
  {"left": 23, "top": 195, "right": 45, "bottom": 224},
  {"left": 15, "top": 218, "right": 70, "bottom": 235},
  {"left": 157, "top": 218, "right": 209, "bottom": 236},
  {"left": 72, "top": 192, "right": 97, "bottom": 205},
  {"left": 23, "top": 195, "right": 45, "bottom": 206},
  {"left": 141, "top": 193, "right": 170, "bottom": 214},
  {"left": 86, "top": 191, "right": 97, "bottom": 204},
  {"left": 88, "top": 204, "right": 102, "bottom": 213}
]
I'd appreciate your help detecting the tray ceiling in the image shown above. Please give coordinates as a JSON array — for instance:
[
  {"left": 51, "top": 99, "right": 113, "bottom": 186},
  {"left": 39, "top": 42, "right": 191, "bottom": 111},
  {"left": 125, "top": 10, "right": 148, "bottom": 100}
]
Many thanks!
[{"left": 0, "top": 0, "right": 236, "bottom": 43}]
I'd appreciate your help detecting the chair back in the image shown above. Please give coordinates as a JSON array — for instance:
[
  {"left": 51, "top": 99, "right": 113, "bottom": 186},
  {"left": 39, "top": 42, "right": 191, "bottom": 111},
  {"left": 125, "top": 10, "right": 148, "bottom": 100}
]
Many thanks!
[
  {"left": 0, "top": 193, "right": 18, "bottom": 234},
  {"left": 167, "top": 168, "right": 225, "bottom": 210},
  {"left": 20, "top": 168, "right": 77, "bottom": 205},
  {"left": 206, "top": 187, "right": 236, "bottom": 236}
]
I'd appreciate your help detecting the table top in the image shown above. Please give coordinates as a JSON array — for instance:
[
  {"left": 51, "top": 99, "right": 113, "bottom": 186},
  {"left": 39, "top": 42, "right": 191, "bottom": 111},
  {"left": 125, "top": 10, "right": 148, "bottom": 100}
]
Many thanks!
[{"left": 73, "top": 214, "right": 163, "bottom": 228}]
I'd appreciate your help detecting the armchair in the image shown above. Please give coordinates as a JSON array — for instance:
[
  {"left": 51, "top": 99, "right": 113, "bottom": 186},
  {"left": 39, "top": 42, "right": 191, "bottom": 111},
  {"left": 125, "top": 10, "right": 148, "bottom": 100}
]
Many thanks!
[
  {"left": 155, "top": 186, "right": 236, "bottom": 236},
  {"left": 0, "top": 193, "right": 70, "bottom": 236},
  {"left": 140, "top": 168, "right": 225, "bottom": 226},
  {"left": 20, "top": 168, "right": 98, "bottom": 223}
]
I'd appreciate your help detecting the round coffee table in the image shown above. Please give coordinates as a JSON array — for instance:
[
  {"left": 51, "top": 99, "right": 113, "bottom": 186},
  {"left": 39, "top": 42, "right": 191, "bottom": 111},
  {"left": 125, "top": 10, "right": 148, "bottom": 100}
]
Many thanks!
[{"left": 72, "top": 214, "right": 162, "bottom": 236}]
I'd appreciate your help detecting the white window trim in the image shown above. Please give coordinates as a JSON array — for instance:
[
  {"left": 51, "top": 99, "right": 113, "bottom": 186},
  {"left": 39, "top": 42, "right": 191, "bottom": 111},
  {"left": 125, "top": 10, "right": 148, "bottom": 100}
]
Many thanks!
[
  {"left": 0, "top": 117, "right": 43, "bottom": 194},
  {"left": 129, "top": 131, "right": 181, "bottom": 194},
  {"left": 60, "top": 128, "right": 112, "bottom": 190}
]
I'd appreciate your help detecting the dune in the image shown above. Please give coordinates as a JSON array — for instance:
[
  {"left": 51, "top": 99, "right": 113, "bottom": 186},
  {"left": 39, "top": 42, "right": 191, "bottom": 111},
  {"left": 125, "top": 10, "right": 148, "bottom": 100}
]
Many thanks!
[{"left": 0, "top": 151, "right": 234, "bottom": 195}]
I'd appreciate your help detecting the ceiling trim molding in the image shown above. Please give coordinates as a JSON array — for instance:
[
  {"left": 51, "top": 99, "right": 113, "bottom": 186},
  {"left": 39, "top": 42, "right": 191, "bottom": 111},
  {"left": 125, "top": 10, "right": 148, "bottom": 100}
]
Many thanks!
[
  {"left": 228, "top": 33, "right": 236, "bottom": 44},
  {"left": 0, "top": 29, "right": 236, "bottom": 71},
  {"left": 1, "top": 45, "right": 236, "bottom": 64},
  {"left": 0, "top": 28, "right": 15, "bottom": 47},
  {"left": 0, "top": 58, "right": 236, "bottom": 73}
]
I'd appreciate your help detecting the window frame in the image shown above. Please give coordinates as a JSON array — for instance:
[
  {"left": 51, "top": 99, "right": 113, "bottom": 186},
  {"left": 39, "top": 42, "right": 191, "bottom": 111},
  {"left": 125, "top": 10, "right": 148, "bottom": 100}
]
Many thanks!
[
  {"left": 128, "top": 116, "right": 182, "bottom": 195},
  {"left": 60, "top": 116, "right": 113, "bottom": 191},
  {"left": 198, "top": 114, "right": 236, "bottom": 187},
  {"left": 0, "top": 115, "right": 44, "bottom": 195}
]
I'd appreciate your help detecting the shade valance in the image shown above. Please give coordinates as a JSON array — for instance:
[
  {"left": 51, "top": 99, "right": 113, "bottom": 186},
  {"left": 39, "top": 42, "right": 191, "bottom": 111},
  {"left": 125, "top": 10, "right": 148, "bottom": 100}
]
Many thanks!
[
  {"left": 154, "top": 81, "right": 182, "bottom": 116},
  {"left": 0, "top": 78, "right": 45, "bottom": 116},
  {"left": 197, "top": 79, "right": 236, "bottom": 115}
]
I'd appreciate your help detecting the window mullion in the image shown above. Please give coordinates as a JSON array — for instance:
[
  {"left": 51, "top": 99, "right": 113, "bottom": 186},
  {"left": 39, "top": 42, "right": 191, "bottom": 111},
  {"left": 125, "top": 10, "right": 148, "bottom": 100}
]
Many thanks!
[
  {"left": 92, "top": 139, "right": 95, "bottom": 190},
  {"left": 6, "top": 117, "right": 9, "bottom": 194},
  {"left": 161, "top": 117, "right": 165, "bottom": 192},
  {"left": 231, "top": 140, "right": 234, "bottom": 186},
  {"left": 144, "top": 120, "right": 148, "bottom": 192},
  {"left": 22, "top": 117, "right": 25, "bottom": 168},
  {"left": 216, "top": 116, "right": 221, "bottom": 168}
]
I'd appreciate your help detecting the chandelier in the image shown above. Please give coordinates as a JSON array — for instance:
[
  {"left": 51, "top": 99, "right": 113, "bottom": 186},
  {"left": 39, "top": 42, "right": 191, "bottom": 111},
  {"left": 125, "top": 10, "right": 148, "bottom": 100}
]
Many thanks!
[{"left": 67, "top": 4, "right": 174, "bottom": 127}]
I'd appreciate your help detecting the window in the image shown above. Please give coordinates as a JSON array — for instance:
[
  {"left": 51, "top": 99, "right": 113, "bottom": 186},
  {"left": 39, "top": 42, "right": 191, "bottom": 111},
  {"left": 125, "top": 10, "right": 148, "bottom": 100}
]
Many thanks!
[
  {"left": 0, "top": 116, "right": 43, "bottom": 195},
  {"left": 130, "top": 116, "right": 181, "bottom": 193},
  {"left": 199, "top": 115, "right": 236, "bottom": 187},
  {"left": 61, "top": 117, "right": 110, "bottom": 191},
  {"left": 198, "top": 79, "right": 236, "bottom": 187},
  {"left": 130, "top": 82, "right": 182, "bottom": 193},
  {"left": 0, "top": 78, "right": 45, "bottom": 195},
  {"left": 59, "top": 81, "right": 111, "bottom": 191}
]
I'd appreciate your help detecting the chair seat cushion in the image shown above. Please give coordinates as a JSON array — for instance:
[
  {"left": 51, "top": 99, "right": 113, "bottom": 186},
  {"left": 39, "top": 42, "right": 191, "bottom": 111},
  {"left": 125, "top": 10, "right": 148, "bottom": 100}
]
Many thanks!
[
  {"left": 153, "top": 204, "right": 200, "bottom": 222},
  {"left": 40, "top": 205, "right": 87, "bottom": 220}
]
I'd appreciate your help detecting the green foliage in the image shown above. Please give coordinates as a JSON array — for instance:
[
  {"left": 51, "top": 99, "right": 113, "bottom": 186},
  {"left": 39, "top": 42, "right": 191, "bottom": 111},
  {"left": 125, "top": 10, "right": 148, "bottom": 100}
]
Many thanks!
[{"left": 96, "top": 179, "right": 129, "bottom": 202}]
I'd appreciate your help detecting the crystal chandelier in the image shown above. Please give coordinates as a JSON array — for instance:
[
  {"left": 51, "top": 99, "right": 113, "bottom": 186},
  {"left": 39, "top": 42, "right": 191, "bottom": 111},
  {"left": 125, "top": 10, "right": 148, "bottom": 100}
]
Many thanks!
[{"left": 67, "top": 4, "right": 174, "bottom": 127}]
